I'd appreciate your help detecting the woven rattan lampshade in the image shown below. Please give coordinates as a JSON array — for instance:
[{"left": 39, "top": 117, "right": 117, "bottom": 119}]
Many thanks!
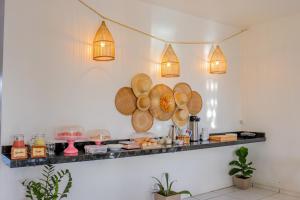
[
  {"left": 210, "top": 45, "right": 227, "bottom": 74},
  {"left": 93, "top": 21, "right": 115, "bottom": 61},
  {"left": 161, "top": 44, "right": 180, "bottom": 77}
]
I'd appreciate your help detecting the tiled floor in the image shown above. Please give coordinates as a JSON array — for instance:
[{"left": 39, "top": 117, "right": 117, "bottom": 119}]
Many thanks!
[{"left": 186, "top": 187, "right": 300, "bottom": 200}]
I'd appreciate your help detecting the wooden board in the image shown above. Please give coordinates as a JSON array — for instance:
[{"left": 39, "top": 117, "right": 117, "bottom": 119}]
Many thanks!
[
  {"left": 209, "top": 134, "right": 237, "bottom": 142},
  {"left": 141, "top": 144, "right": 162, "bottom": 150}
]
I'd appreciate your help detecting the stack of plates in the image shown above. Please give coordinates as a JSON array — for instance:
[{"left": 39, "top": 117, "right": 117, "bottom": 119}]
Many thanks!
[{"left": 108, "top": 144, "right": 123, "bottom": 151}]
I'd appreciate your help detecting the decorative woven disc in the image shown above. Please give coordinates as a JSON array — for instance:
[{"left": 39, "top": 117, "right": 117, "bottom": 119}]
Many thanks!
[
  {"left": 131, "top": 110, "right": 153, "bottom": 132},
  {"left": 149, "top": 84, "right": 176, "bottom": 121},
  {"left": 172, "top": 106, "right": 189, "bottom": 127},
  {"left": 174, "top": 92, "right": 189, "bottom": 109},
  {"left": 173, "top": 82, "right": 192, "bottom": 102},
  {"left": 115, "top": 87, "right": 137, "bottom": 115},
  {"left": 137, "top": 95, "right": 151, "bottom": 111},
  {"left": 187, "top": 91, "right": 203, "bottom": 115},
  {"left": 131, "top": 73, "right": 152, "bottom": 97}
]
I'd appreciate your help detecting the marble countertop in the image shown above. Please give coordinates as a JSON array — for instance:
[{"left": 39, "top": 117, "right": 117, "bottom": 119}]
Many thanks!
[{"left": 1, "top": 131, "right": 266, "bottom": 168}]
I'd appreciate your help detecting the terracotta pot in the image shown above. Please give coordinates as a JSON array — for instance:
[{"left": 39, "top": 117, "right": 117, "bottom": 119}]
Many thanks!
[
  {"left": 233, "top": 176, "right": 252, "bottom": 190},
  {"left": 154, "top": 193, "right": 181, "bottom": 200}
]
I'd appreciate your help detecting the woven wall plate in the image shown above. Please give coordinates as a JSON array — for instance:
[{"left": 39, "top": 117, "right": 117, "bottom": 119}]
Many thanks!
[
  {"left": 131, "top": 110, "right": 153, "bottom": 132},
  {"left": 149, "top": 84, "right": 176, "bottom": 121},
  {"left": 174, "top": 92, "right": 189, "bottom": 109},
  {"left": 187, "top": 91, "right": 203, "bottom": 115},
  {"left": 173, "top": 82, "right": 192, "bottom": 102},
  {"left": 172, "top": 106, "right": 189, "bottom": 127},
  {"left": 137, "top": 95, "right": 151, "bottom": 111},
  {"left": 131, "top": 73, "right": 153, "bottom": 97},
  {"left": 115, "top": 87, "right": 137, "bottom": 115}
]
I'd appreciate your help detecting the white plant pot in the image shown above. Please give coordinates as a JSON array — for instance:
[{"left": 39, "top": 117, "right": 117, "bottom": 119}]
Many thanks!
[{"left": 154, "top": 193, "right": 181, "bottom": 200}]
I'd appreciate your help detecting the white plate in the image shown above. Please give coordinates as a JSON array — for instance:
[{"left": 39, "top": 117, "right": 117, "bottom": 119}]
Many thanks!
[{"left": 108, "top": 144, "right": 123, "bottom": 151}]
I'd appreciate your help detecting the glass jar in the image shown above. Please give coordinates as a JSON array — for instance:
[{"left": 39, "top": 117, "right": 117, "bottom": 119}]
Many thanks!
[
  {"left": 33, "top": 134, "right": 46, "bottom": 146},
  {"left": 12, "top": 134, "right": 25, "bottom": 148}
]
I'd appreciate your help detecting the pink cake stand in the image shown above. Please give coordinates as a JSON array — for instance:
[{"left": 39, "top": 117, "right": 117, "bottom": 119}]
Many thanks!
[
  {"left": 88, "top": 129, "right": 111, "bottom": 146},
  {"left": 94, "top": 140, "right": 102, "bottom": 146},
  {"left": 55, "top": 135, "right": 87, "bottom": 156}
]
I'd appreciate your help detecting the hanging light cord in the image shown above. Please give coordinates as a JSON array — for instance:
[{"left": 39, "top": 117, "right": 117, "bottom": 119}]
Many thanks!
[{"left": 77, "top": 0, "right": 247, "bottom": 45}]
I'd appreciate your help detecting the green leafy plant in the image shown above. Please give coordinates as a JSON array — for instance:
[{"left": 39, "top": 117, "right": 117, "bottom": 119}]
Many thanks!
[
  {"left": 152, "top": 173, "right": 192, "bottom": 197},
  {"left": 229, "top": 146, "right": 256, "bottom": 179},
  {"left": 22, "top": 164, "right": 72, "bottom": 200}
]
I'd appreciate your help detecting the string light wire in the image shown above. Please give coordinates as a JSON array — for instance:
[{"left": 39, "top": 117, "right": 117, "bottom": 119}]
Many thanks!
[{"left": 78, "top": 0, "right": 247, "bottom": 45}]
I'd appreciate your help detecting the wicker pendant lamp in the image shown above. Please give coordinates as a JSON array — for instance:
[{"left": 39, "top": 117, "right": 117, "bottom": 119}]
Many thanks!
[
  {"left": 93, "top": 21, "right": 115, "bottom": 61},
  {"left": 210, "top": 45, "right": 227, "bottom": 74},
  {"left": 161, "top": 44, "right": 180, "bottom": 77}
]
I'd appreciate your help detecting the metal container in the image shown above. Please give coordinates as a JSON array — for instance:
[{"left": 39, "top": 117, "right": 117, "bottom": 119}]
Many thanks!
[
  {"left": 168, "top": 125, "right": 177, "bottom": 142},
  {"left": 189, "top": 116, "right": 200, "bottom": 142}
]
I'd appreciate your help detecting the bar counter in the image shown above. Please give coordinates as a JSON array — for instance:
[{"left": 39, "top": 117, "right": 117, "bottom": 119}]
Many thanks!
[{"left": 1, "top": 131, "right": 266, "bottom": 168}]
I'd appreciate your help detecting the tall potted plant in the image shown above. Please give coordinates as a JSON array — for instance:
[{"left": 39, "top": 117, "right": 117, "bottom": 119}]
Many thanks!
[
  {"left": 152, "top": 173, "right": 192, "bottom": 200},
  {"left": 229, "top": 146, "right": 256, "bottom": 190},
  {"left": 22, "top": 164, "right": 72, "bottom": 200}
]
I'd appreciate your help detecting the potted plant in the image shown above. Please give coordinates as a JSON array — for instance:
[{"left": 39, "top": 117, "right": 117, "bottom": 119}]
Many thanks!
[
  {"left": 152, "top": 173, "right": 192, "bottom": 200},
  {"left": 22, "top": 164, "right": 72, "bottom": 200},
  {"left": 229, "top": 146, "right": 256, "bottom": 190}
]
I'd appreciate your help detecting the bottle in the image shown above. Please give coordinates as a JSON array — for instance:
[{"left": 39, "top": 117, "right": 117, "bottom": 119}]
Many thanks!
[{"left": 168, "top": 125, "right": 177, "bottom": 143}]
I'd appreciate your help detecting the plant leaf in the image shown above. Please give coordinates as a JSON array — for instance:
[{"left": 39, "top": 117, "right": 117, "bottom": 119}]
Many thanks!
[
  {"left": 229, "top": 160, "right": 242, "bottom": 167},
  {"left": 239, "top": 157, "right": 246, "bottom": 164},
  {"left": 177, "top": 190, "right": 192, "bottom": 197},
  {"left": 229, "top": 168, "right": 241, "bottom": 176},
  {"left": 236, "top": 147, "right": 248, "bottom": 158},
  {"left": 59, "top": 170, "right": 73, "bottom": 200},
  {"left": 168, "top": 181, "right": 176, "bottom": 193},
  {"left": 165, "top": 173, "right": 169, "bottom": 195},
  {"left": 244, "top": 170, "right": 253, "bottom": 176},
  {"left": 152, "top": 177, "right": 165, "bottom": 194}
]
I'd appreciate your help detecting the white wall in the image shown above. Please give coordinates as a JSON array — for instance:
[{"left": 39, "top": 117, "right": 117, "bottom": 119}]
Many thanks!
[
  {"left": 0, "top": 0, "right": 3, "bottom": 131},
  {"left": 241, "top": 13, "right": 300, "bottom": 193},
  {"left": 0, "top": 0, "right": 248, "bottom": 199}
]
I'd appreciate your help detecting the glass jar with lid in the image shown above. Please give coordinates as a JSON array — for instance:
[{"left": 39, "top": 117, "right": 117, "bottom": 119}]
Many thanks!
[
  {"left": 32, "top": 134, "right": 46, "bottom": 146},
  {"left": 12, "top": 134, "right": 25, "bottom": 148}
]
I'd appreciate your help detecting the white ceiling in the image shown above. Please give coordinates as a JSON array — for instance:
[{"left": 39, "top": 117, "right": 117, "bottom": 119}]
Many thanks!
[{"left": 138, "top": 0, "right": 300, "bottom": 28}]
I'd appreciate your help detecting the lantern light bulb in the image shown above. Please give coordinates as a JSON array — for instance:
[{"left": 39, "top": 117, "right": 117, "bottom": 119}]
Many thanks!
[{"left": 100, "top": 42, "right": 106, "bottom": 48}]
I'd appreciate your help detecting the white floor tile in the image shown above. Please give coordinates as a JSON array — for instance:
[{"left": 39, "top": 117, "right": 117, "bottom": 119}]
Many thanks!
[
  {"left": 193, "top": 187, "right": 238, "bottom": 200},
  {"left": 226, "top": 187, "right": 277, "bottom": 200},
  {"left": 207, "top": 194, "right": 241, "bottom": 200},
  {"left": 262, "top": 193, "right": 300, "bottom": 200},
  {"left": 190, "top": 187, "right": 300, "bottom": 200}
]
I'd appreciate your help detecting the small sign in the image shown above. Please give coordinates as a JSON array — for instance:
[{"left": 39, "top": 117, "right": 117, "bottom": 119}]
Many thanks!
[
  {"left": 31, "top": 146, "right": 46, "bottom": 158},
  {"left": 11, "top": 147, "right": 28, "bottom": 160}
]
